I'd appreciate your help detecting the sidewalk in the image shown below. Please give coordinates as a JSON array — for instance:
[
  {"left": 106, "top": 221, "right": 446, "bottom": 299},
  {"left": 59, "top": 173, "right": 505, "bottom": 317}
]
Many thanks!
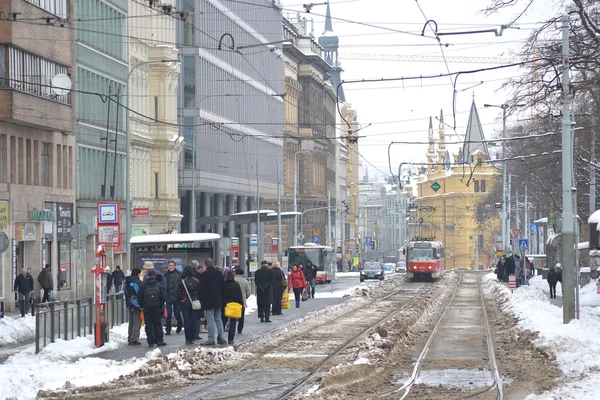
[{"left": 94, "top": 288, "right": 351, "bottom": 362}]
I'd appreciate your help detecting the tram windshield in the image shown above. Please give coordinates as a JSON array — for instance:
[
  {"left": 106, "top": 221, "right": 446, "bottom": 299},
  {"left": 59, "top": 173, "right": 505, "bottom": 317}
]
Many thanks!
[{"left": 410, "top": 248, "right": 434, "bottom": 260}]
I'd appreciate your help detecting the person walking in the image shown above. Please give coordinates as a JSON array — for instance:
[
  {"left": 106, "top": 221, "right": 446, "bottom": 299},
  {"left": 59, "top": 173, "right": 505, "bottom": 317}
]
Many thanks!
[
  {"left": 164, "top": 260, "right": 183, "bottom": 336},
  {"left": 288, "top": 264, "right": 307, "bottom": 308},
  {"left": 495, "top": 259, "right": 504, "bottom": 282},
  {"left": 254, "top": 261, "right": 274, "bottom": 322},
  {"left": 112, "top": 266, "right": 125, "bottom": 294},
  {"left": 301, "top": 262, "right": 316, "bottom": 299},
  {"left": 514, "top": 256, "right": 523, "bottom": 288},
  {"left": 547, "top": 265, "right": 560, "bottom": 299},
  {"left": 199, "top": 258, "right": 227, "bottom": 346},
  {"left": 37, "top": 265, "right": 53, "bottom": 303},
  {"left": 178, "top": 265, "right": 201, "bottom": 344},
  {"left": 139, "top": 270, "right": 166, "bottom": 347},
  {"left": 271, "top": 261, "right": 286, "bottom": 316},
  {"left": 192, "top": 261, "right": 208, "bottom": 338},
  {"left": 222, "top": 269, "right": 244, "bottom": 345},
  {"left": 124, "top": 268, "right": 143, "bottom": 346},
  {"left": 504, "top": 255, "right": 515, "bottom": 282},
  {"left": 14, "top": 268, "right": 34, "bottom": 317},
  {"left": 233, "top": 267, "right": 251, "bottom": 334}
]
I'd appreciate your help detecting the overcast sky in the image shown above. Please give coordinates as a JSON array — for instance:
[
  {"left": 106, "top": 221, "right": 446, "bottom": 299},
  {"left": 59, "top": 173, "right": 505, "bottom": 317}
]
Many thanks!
[{"left": 279, "top": 0, "right": 558, "bottom": 181}]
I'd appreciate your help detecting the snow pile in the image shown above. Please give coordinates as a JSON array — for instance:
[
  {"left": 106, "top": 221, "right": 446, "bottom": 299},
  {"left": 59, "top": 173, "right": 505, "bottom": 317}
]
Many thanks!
[
  {"left": 335, "top": 272, "right": 360, "bottom": 278},
  {"left": 0, "top": 315, "right": 36, "bottom": 345},
  {"left": 484, "top": 273, "right": 600, "bottom": 399},
  {"left": 245, "top": 294, "right": 257, "bottom": 315},
  {"left": 0, "top": 323, "right": 144, "bottom": 400},
  {"left": 353, "top": 329, "right": 391, "bottom": 364},
  {"left": 345, "top": 275, "right": 406, "bottom": 298}
]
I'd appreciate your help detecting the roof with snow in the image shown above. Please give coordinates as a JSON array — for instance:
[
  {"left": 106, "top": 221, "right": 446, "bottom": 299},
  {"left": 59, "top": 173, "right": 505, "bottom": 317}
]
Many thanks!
[{"left": 462, "top": 100, "right": 490, "bottom": 163}]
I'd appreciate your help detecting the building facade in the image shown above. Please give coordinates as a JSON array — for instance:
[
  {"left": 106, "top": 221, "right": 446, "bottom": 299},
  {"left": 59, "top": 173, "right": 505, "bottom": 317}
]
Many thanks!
[
  {"left": 0, "top": 0, "right": 76, "bottom": 308},
  {"left": 74, "top": 0, "right": 128, "bottom": 295},
  {"left": 128, "top": 0, "right": 182, "bottom": 239},
  {"left": 416, "top": 101, "right": 500, "bottom": 270},
  {"left": 177, "top": 0, "right": 284, "bottom": 266}
]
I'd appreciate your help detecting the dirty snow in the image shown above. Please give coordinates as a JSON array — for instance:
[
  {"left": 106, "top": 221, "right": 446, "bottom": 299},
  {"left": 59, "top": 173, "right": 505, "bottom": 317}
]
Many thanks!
[
  {"left": 0, "top": 314, "right": 36, "bottom": 345},
  {"left": 484, "top": 273, "right": 600, "bottom": 400}
]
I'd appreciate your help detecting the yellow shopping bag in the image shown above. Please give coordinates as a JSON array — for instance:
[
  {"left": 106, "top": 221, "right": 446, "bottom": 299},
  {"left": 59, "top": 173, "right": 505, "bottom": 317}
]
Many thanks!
[
  {"left": 224, "top": 302, "right": 243, "bottom": 319},
  {"left": 281, "top": 292, "right": 291, "bottom": 309}
]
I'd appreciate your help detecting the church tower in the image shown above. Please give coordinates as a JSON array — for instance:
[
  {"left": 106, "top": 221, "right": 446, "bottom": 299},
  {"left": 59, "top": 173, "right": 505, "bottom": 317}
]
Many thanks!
[
  {"left": 427, "top": 116, "right": 436, "bottom": 173},
  {"left": 437, "top": 110, "right": 447, "bottom": 170},
  {"left": 318, "top": 1, "right": 345, "bottom": 102}
]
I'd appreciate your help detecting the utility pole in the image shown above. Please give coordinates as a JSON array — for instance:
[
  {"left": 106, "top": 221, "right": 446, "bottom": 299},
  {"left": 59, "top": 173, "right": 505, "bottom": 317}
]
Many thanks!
[
  {"left": 560, "top": 14, "right": 575, "bottom": 323},
  {"left": 508, "top": 173, "right": 512, "bottom": 254},
  {"left": 277, "top": 164, "right": 282, "bottom": 265},
  {"left": 591, "top": 113, "right": 596, "bottom": 216},
  {"left": 327, "top": 190, "right": 332, "bottom": 248},
  {"left": 256, "top": 161, "right": 263, "bottom": 263},
  {"left": 502, "top": 108, "right": 508, "bottom": 256},
  {"left": 524, "top": 185, "right": 529, "bottom": 254},
  {"left": 341, "top": 199, "right": 346, "bottom": 272}
]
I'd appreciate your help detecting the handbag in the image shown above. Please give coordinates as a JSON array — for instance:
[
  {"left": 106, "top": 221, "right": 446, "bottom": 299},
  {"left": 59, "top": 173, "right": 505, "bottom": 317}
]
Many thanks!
[
  {"left": 183, "top": 279, "right": 201, "bottom": 310},
  {"left": 301, "top": 288, "right": 309, "bottom": 302},
  {"left": 224, "top": 302, "right": 243, "bottom": 319},
  {"left": 161, "top": 305, "right": 168, "bottom": 318},
  {"left": 281, "top": 270, "right": 287, "bottom": 290}
]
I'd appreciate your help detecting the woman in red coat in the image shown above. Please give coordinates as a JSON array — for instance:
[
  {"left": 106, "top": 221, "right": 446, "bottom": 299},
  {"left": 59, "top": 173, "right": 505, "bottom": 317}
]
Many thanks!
[{"left": 287, "top": 264, "right": 307, "bottom": 308}]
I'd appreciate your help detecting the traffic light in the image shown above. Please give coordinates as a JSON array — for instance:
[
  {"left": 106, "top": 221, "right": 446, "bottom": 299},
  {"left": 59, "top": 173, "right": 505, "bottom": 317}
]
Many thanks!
[
  {"left": 356, "top": 242, "right": 359, "bottom": 253},
  {"left": 342, "top": 200, "right": 349, "bottom": 214},
  {"left": 371, "top": 241, "right": 375, "bottom": 250},
  {"left": 377, "top": 241, "right": 381, "bottom": 251}
]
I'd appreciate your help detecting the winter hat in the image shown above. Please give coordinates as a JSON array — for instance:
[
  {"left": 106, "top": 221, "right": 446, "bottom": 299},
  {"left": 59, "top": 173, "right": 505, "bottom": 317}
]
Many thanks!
[{"left": 143, "top": 261, "right": 154, "bottom": 270}]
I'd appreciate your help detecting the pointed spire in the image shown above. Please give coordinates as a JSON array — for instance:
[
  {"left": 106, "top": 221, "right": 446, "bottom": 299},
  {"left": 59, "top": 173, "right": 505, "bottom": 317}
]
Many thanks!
[
  {"left": 324, "top": 1, "right": 333, "bottom": 33},
  {"left": 428, "top": 116, "right": 433, "bottom": 133},
  {"left": 462, "top": 100, "right": 490, "bottom": 163}
]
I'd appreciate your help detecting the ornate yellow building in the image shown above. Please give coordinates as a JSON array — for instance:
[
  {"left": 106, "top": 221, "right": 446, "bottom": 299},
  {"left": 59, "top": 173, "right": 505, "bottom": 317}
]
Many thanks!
[{"left": 417, "top": 101, "right": 500, "bottom": 270}]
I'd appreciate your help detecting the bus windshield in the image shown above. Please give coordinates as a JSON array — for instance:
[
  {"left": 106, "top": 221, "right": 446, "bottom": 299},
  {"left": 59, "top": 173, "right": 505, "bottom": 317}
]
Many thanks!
[
  {"left": 410, "top": 248, "right": 434, "bottom": 260},
  {"left": 288, "top": 248, "right": 324, "bottom": 271}
]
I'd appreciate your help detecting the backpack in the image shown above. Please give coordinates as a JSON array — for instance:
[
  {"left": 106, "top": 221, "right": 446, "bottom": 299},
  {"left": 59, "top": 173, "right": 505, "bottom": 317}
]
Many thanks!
[{"left": 143, "top": 285, "right": 161, "bottom": 308}]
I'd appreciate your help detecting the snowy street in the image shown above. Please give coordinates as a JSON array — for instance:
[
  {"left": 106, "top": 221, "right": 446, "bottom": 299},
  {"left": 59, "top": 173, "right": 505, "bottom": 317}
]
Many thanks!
[{"left": 1, "top": 271, "right": 600, "bottom": 399}]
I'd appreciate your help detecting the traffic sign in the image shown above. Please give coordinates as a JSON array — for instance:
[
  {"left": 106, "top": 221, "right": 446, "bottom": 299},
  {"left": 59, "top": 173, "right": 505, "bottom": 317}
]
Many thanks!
[
  {"left": 249, "top": 234, "right": 258, "bottom": 245},
  {"left": 511, "top": 229, "right": 520, "bottom": 237},
  {"left": 297, "top": 232, "right": 305, "bottom": 242},
  {"left": 431, "top": 181, "right": 441, "bottom": 192},
  {"left": 518, "top": 239, "right": 529, "bottom": 251},
  {"left": 365, "top": 236, "right": 372, "bottom": 246},
  {"left": 312, "top": 229, "right": 320, "bottom": 236},
  {"left": 0, "top": 232, "right": 8, "bottom": 253},
  {"left": 70, "top": 222, "right": 89, "bottom": 250},
  {"left": 530, "top": 223, "right": 537, "bottom": 231},
  {"left": 312, "top": 235, "right": 319, "bottom": 243}
]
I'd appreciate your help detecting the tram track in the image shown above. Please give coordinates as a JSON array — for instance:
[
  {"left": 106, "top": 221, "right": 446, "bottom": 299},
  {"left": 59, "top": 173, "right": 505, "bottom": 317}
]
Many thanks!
[
  {"left": 178, "top": 278, "right": 434, "bottom": 400},
  {"left": 375, "top": 272, "right": 503, "bottom": 400}
]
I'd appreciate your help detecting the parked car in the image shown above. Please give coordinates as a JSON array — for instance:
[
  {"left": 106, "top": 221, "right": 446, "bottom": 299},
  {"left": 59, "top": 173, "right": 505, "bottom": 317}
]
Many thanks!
[
  {"left": 360, "top": 262, "right": 384, "bottom": 282},
  {"left": 384, "top": 263, "right": 395, "bottom": 274},
  {"left": 396, "top": 262, "right": 407, "bottom": 272}
]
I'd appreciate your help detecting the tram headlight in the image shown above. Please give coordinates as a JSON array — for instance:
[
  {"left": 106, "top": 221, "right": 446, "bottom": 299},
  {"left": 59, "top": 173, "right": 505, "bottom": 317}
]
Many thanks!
[{"left": 428, "top": 266, "right": 432, "bottom": 270}]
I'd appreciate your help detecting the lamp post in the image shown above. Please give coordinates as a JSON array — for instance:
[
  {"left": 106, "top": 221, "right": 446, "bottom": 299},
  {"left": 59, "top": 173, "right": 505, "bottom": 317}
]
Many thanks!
[
  {"left": 484, "top": 103, "right": 508, "bottom": 257},
  {"left": 126, "top": 58, "right": 179, "bottom": 272},
  {"left": 293, "top": 150, "right": 310, "bottom": 246},
  {"left": 189, "top": 93, "right": 242, "bottom": 234}
]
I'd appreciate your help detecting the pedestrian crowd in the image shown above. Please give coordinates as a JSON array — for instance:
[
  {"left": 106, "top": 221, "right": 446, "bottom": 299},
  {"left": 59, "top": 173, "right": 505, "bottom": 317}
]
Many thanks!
[
  {"left": 122, "top": 258, "right": 316, "bottom": 348},
  {"left": 495, "top": 254, "right": 562, "bottom": 298}
]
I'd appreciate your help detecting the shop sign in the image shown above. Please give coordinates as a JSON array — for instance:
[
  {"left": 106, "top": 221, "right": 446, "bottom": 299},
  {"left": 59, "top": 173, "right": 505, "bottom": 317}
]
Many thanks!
[
  {"left": 31, "top": 208, "right": 55, "bottom": 222},
  {"left": 14, "top": 223, "right": 36, "bottom": 241},
  {"left": 57, "top": 203, "right": 73, "bottom": 240},
  {"left": 0, "top": 201, "right": 8, "bottom": 234}
]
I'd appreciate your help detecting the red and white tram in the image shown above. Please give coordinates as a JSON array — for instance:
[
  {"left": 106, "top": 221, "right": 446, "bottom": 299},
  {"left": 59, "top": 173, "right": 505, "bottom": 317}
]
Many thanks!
[{"left": 405, "top": 238, "right": 444, "bottom": 280}]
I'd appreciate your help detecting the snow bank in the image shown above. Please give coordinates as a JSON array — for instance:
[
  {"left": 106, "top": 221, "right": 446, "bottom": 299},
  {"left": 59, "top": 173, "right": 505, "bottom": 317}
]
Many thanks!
[
  {"left": 0, "top": 323, "right": 144, "bottom": 400},
  {"left": 245, "top": 294, "right": 257, "bottom": 315},
  {"left": 335, "top": 272, "right": 360, "bottom": 278},
  {"left": 484, "top": 273, "right": 600, "bottom": 399},
  {"left": 0, "top": 315, "right": 35, "bottom": 345}
]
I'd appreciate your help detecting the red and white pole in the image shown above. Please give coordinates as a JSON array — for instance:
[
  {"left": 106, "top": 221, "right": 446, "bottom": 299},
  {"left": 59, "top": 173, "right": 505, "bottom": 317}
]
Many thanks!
[{"left": 93, "top": 245, "right": 106, "bottom": 348}]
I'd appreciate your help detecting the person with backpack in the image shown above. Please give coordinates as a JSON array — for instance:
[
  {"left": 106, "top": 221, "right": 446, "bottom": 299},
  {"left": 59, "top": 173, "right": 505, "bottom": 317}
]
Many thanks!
[
  {"left": 178, "top": 265, "right": 201, "bottom": 345},
  {"left": 124, "top": 268, "right": 143, "bottom": 346},
  {"left": 139, "top": 270, "right": 166, "bottom": 347}
]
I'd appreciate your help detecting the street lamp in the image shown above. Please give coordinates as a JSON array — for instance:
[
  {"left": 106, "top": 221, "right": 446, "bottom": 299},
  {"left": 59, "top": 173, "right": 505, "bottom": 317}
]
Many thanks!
[
  {"left": 126, "top": 59, "right": 180, "bottom": 272},
  {"left": 293, "top": 149, "right": 311, "bottom": 246},
  {"left": 484, "top": 103, "right": 524, "bottom": 257},
  {"left": 189, "top": 93, "right": 242, "bottom": 234}
]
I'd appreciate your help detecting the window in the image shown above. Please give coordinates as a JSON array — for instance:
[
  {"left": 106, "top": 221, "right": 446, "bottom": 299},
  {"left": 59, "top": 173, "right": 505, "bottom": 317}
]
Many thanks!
[
  {"left": 477, "top": 157, "right": 482, "bottom": 166},
  {"left": 58, "top": 241, "right": 71, "bottom": 290},
  {"left": 183, "top": 56, "right": 195, "bottom": 108},
  {"left": 7, "top": 47, "right": 69, "bottom": 103},
  {"left": 10, "top": 136, "right": 16, "bottom": 183},
  {"left": 477, "top": 234, "right": 484, "bottom": 249},
  {"left": 182, "top": 0, "right": 195, "bottom": 45},
  {"left": 473, "top": 180, "right": 479, "bottom": 192},
  {"left": 183, "top": 117, "right": 195, "bottom": 169},
  {"left": 56, "top": 144, "right": 62, "bottom": 188},
  {"left": 154, "top": 172, "right": 159, "bottom": 199},
  {"left": 25, "top": 139, "right": 31, "bottom": 185},
  {"left": 25, "top": 0, "right": 67, "bottom": 18},
  {"left": 481, "top": 180, "right": 486, "bottom": 193},
  {"left": 42, "top": 142, "right": 50, "bottom": 186}
]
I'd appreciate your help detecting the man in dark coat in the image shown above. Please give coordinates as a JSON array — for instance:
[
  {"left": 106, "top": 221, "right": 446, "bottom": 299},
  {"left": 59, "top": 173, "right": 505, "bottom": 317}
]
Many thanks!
[
  {"left": 37, "top": 265, "right": 53, "bottom": 303},
  {"left": 163, "top": 260, "right": 182, "bottom": 335},
  {"left": 111, "top": 266, "right": 125, "bottom": 294},
  {"left": 303, "top": 261, "right": 317, "bottom": 299},
  {"left": 503, "top": 255, "right": 515, "bottom": 282},
  {"left": 139, "top": 270, "right": 166, "bottom": 347},
  {"left": 254, "top": 260, "right": 274, "bottom": 322},
  {"left": 124, "top": 268, "right": 143, "bottom": 345},
  {"left": 14, "top": 268, "right": 34, "bottom": 317},
  {"left": 495, "top": 259, "right": 504, "bottom": 282},
  {"left": 198, "top": 258, "right": 227, "bottom": 345}
]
